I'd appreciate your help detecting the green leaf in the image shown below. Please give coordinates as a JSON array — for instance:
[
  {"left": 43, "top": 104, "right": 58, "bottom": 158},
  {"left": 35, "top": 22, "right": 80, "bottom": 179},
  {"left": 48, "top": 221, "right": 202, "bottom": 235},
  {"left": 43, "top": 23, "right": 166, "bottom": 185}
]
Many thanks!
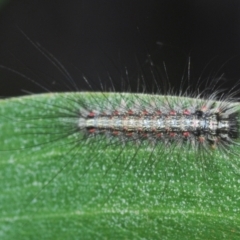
[{"left": 0, "top": 92, "right": 240, "bottom": 240}]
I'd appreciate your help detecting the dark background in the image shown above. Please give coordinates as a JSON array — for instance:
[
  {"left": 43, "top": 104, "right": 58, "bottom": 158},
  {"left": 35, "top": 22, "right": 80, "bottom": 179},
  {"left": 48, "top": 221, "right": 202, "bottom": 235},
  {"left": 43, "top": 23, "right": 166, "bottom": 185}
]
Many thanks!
[{"left": 0, "top": 0, "right": 240, "bottom": 97}]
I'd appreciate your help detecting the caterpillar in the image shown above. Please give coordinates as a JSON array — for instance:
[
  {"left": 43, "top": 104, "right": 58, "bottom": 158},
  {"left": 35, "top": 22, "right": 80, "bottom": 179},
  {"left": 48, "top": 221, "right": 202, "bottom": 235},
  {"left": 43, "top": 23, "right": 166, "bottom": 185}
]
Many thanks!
[{"left": 78, "top": 93, "right": 239, "bottom": 151}]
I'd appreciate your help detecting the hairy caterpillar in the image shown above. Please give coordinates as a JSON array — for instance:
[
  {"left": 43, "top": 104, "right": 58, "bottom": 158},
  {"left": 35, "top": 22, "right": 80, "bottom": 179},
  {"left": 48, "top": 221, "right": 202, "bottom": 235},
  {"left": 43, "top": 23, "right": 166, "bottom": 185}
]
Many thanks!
[{"left": 1, "top": 42, "right": 240, "bottom": 239}]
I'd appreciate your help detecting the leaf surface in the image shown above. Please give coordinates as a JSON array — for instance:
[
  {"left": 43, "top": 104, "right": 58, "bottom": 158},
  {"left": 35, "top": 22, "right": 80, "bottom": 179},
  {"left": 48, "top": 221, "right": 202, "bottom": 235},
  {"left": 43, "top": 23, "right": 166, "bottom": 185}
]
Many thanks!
[{"left": 0, "top": 93, "right": 240, "bottom": 240}]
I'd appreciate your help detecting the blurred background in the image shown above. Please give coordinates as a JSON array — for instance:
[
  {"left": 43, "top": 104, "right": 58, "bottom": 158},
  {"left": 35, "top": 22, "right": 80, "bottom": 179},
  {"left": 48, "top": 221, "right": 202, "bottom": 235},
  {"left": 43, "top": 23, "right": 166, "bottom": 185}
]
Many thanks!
[{"left": 0, "top": 0, "right": 240, "bottom": 97}]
